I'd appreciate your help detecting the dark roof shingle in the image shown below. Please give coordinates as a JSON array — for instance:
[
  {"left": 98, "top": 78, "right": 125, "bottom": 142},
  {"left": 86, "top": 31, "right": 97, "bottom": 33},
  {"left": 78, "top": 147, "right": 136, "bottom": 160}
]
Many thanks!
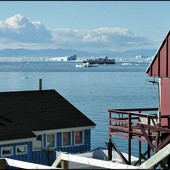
[{"left": 0, "top": 89, "right": 95, "bottom": 141}]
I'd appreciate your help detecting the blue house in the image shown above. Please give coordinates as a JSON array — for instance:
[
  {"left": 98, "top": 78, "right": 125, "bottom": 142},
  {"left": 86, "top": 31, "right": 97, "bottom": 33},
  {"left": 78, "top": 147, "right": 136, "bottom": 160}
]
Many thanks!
[{"left": 0, "top": 89, "right": 95, "bottom": 166}]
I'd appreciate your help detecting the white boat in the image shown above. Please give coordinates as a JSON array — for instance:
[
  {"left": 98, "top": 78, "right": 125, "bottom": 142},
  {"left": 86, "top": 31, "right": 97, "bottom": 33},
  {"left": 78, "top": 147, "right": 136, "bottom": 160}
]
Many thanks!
[
  {"left": 75, "top": 62, "right": 98, "bottom": 68},
  {"left": 83, "top": 62, "right": 98, "bottom": 67},
  {"left": 121, "top": 62, "right": 132, "bottom": 66},
  {"left": 75, "top": 64, "right": 83, "bottom": 68}
]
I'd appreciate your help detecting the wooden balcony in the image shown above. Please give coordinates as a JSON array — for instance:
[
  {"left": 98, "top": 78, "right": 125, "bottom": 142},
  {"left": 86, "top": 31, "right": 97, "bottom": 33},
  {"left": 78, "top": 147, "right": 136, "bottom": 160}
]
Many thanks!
[
  {"left": 108, "top": 108, "right": 158, "bottom": 142},
  {"left": 108, "top": 107, "right": 170, "bottom": 153}
]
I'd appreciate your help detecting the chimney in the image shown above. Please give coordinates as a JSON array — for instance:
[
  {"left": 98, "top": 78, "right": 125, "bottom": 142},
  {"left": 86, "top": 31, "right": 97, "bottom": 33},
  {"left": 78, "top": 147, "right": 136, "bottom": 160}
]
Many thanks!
[{"left": 39, "top": 79, "right": 42, "bottom": 90}]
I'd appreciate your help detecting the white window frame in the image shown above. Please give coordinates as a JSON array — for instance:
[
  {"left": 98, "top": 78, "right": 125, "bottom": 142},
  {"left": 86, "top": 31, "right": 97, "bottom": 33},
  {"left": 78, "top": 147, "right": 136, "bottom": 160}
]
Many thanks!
[
  {"left": 1, "top": 146, "right": 13, "bottom": 157},
  {"left": 62, "top": 131, "right": 72, "bottom": 147},
  {"left": 33, "top": 134, "right": 43, "bottom": 151},
  {"left": 46, "top": 133, "right": 56, "bottom": 148},
  {"left": 74, "top": 130, "right": 84, "bottom": 145},
  {"left": 16, "top": 145, "right": 27, "bottom": 155}
]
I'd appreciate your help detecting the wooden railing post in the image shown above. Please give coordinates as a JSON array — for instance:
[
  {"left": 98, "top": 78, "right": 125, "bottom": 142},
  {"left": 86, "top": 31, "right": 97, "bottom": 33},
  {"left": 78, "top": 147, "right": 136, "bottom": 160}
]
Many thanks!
[
  {"left": 61, "top": 160, "right": 68, "bottom": 170},
  {"left": 147, "top": 115, "right": 151, "bottom": 158},
  {"left": 109, "top": 111, "right": 111, "bottom": 126},
  {"left": 0, "top": 159, "right": 6, "bottom": 169},
  {"left": 128, "top": 113, "right": 131, "bottom": 164}
]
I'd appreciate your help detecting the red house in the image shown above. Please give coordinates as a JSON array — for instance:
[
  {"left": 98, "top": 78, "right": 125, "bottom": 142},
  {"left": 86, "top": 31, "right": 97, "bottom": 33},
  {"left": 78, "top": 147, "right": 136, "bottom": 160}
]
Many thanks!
[
  {"left": 107, "top": 31, "right": 170, "bottom": 169},
  {"left": 146, "top": 31, "right": 170, "bottom": 127}
]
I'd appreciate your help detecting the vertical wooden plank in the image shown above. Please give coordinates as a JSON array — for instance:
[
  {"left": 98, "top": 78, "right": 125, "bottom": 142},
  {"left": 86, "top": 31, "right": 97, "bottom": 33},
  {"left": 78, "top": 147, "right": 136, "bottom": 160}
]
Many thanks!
[
  {"left": 168, "top": 35, "right": 170, "bottom": 77},
  {"left": 152, "top": 55, "right": 159, "bottom": 76},
  {"left": 150, "top": 65, "right": 153, "bottom": 76},
  {"left": 85, "top": 129, "right": 90, "bottom": 151},
  {"left": 58, "top": 133, "right": 62, "bottom": 147},
  {"left": 72, "top": 131, "right": 74, "bottom": 146},
  {"left": 160, "top": 78, "right": 170, "bottom": 127},
  {"left": 166, "top": 37, "right": 169, "bottom": 77},
  {"left": 160, "top": 42, "right": 167, "bottom": 77},
  {"left": 158, "top": 53, "right": 160, "bottom": 77}
]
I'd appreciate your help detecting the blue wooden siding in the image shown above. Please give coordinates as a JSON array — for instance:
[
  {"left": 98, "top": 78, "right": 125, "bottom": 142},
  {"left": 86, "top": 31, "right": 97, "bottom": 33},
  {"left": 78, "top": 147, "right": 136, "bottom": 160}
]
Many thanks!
[{"left": 1, "top": 129, "right": 91, "bottom": 167}]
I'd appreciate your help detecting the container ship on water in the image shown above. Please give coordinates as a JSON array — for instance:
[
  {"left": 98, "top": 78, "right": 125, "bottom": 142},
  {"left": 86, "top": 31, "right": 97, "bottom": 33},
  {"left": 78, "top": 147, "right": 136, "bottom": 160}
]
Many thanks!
[{"left": 83, "top": 56, "right": 115, "bottom": 64}]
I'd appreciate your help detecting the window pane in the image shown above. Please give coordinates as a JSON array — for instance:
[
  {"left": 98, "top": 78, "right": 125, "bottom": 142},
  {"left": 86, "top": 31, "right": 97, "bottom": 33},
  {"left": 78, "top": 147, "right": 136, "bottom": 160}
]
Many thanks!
[
  {"left": 47, "top": 134, "right": 55, "bottom": 147},
  {"left": 63, "top": 132, "right": 71, "bottom": 146},
  {"left": 2, "top": 149, "right": 11, "bottom": 155},
  {"left": 33, "top": 135, "right": 42, "bottom": 150},
  {"left": 1, "top": 147, "right": 13, "bottom": 156},
  {"left": 16, "top": 145, "right": 27, "bottom": 155},
  {"left": 75, "top": 131, "right": 83, "bottom": 144}
]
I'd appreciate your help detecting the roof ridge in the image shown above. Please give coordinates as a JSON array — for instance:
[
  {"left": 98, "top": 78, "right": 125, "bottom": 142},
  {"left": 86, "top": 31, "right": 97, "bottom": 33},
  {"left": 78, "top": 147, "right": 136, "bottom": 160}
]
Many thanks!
[{"left": 0, "top": 89, "right": 56, "bottom": 93}]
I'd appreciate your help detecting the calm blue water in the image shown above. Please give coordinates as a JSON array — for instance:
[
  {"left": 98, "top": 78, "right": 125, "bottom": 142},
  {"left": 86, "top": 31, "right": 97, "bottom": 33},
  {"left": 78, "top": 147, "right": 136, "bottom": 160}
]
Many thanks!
[{"left": 0, "top": 61, "right": 158, "bottom": 156}]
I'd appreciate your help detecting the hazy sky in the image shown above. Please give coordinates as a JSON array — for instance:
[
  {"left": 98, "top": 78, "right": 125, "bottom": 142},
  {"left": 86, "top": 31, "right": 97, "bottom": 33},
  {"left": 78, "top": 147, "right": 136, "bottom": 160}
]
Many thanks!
[{"left": 0, "top": 1, "right": 170, "bottom": 52}]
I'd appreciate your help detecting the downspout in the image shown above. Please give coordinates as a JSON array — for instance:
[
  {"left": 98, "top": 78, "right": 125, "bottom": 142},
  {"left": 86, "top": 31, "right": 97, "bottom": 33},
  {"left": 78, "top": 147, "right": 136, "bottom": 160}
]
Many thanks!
[
  {"left": 158, "top": 78, "right": 161, "bottom": 124},
  {"left": 149, "top": 78, "right": 161, "bottom": 124}
]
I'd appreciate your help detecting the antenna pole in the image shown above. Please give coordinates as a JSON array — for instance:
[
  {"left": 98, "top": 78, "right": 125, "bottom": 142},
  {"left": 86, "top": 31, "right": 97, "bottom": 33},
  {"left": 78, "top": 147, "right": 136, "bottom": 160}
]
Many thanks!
[{"left": 39, "top": 79, "right": 42, "bottom": 91}]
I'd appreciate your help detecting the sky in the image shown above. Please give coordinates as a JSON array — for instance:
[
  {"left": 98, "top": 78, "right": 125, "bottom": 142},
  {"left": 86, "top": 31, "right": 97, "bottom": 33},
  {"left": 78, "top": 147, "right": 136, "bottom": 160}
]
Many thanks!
[{"left": 0, "top": 1, "right": 170, "bottom": 52}]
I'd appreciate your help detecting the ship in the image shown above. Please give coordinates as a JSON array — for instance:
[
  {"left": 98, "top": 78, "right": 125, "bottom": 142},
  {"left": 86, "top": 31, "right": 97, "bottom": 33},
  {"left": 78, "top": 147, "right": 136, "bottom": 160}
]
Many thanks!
[{"left": 83, "top": 56, "right": 115, "bottom": 64}]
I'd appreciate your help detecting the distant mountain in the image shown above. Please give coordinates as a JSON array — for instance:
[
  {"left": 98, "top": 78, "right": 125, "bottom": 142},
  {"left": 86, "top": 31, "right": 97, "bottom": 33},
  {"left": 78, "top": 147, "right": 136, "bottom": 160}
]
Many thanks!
[
  {"left": 95, "top": 49, "right": 156, "bottom": 57},
  {"left": 0, "top": 48, "right": 87, "bottom": 57},
  {"left": 0, "top": 48, "right": 156, "bottom": 58}
]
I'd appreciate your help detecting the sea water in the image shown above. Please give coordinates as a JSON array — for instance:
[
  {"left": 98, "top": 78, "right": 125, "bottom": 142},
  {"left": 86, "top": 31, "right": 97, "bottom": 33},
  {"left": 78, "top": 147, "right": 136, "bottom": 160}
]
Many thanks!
[{"left": 0, "top": 61, "right": 159, "bottom": 156}]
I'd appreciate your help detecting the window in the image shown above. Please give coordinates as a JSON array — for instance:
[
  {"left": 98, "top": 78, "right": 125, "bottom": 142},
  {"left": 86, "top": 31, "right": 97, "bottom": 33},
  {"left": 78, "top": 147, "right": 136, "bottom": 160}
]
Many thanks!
[
  {"left": 46, "top": 134, "right": 55, "bottom": 148},
  {"left": 75, "top": 131, "right": 83, "bottom": 145},
  {"left": 62, "top": 132, "right": 71, "bottom": 146},
  {"left": 1, "top": 147, "right": 13, "bottom": 157},
  {"left": 33, "top": 135, "right": 43, "bottom": 150},
  {"left": 16, "top": 145, "right": 27, "bottom": 155}
]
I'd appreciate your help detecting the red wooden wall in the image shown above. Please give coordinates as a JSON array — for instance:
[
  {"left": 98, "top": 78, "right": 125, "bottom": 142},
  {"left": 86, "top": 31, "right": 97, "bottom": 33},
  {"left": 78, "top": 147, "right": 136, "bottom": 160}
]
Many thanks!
[
  {"left": 160, "top": 78, "right": 170, "bottom": 127},
  {"left": 146, "top": 31, "right": 170, "bottom": 78},
  {"left": 146, "top": 31, "right": 170, "bottom": 127}
]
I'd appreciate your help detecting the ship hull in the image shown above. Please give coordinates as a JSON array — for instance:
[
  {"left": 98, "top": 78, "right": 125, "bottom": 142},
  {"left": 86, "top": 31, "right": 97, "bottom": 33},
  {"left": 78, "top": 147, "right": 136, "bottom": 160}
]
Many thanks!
[{"left": 88, "top": 59, "right": 115, "bottom": 64}]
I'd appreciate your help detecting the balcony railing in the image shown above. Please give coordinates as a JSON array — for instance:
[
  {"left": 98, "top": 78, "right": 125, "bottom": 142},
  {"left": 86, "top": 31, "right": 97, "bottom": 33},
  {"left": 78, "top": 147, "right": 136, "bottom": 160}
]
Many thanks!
[{"left": 108, "top": 108, "right": 158, "bottom": 142}]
